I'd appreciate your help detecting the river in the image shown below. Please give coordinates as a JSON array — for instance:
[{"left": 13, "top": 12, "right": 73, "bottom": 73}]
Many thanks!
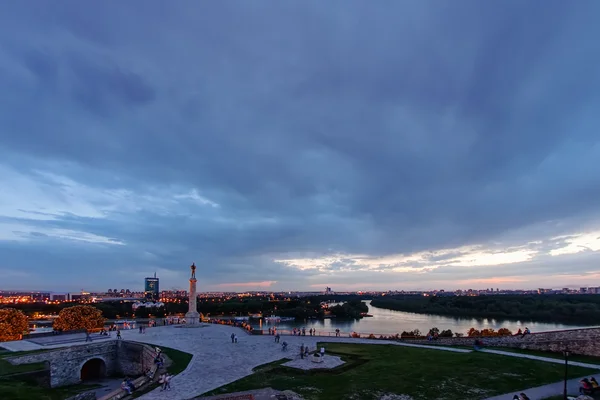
[{"left": 250, "top": 300, "right": 595, "bottom": 335}]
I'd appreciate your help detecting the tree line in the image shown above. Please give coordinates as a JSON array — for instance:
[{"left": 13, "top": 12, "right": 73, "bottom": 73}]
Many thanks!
[
  {"left": 1, "top": 294, "right": 370, "bottom": 321},
  {"left": 370, "top": 294, "right": 600, "bottom": 325}
]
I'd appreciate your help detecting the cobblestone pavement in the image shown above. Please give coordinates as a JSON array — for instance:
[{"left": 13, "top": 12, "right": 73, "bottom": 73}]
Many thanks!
[{"left": 283, "top": 354, "right": 345, "bottom": 370}]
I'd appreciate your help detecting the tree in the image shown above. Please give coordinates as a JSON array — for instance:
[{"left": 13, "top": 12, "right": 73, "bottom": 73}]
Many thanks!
[
  {"left": 440, "top": 329, "right": 453, "bottom": 337},
  {"left": 0, "top": 308, "right": 28, "bottom": 341},
  {"left": 53, "top": 305, "right": 105, "bottom": 332},
  {"left": 497, "top": 328, "right": 513, "bottom": 336}
]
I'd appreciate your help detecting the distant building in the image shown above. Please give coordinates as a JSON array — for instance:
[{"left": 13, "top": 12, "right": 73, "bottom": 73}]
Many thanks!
[
  {"left": 145, "top": 273, "right": 160, "bottom": 301},
  {"left": 50, "top": 293, "right": 70, "bottom": 301}
]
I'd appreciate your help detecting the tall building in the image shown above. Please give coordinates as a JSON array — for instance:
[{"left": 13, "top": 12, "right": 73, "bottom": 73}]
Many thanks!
[{"left": 144, "top": 273, "right": 160, "bottom": 301}]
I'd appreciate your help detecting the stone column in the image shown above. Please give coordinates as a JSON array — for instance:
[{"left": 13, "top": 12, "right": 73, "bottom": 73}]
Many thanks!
[{"left": 185, "top": 263, "right": 200, "bottom": 324}]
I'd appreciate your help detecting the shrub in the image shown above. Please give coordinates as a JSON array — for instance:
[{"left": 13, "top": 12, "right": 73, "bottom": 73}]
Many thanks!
[
  {"left": 497, "top": 328, "right": 513, "bottom": 336},
  {"left": 455, "top": 333, "right": 464, "bottom": 337},
  {"left": 351, "top": 332, "right": 361, "bottom": 338},
  {"left": 53, "top": 305, "right": 106, "bottom": 332},
  {"left": 480, "top": 328, "right": 495, "bottom": 337},
  {"left": 439, "top": 329, "right": 453, "bottom": 337},
  {"left": 467, "top": 328, "right": 480, "bottom": 337},
  {"left": 368, "top": 334, "right": 376, "bottom": 339},
  {"left": 0, "top": 308, "right": 28, "bottom": 341}
]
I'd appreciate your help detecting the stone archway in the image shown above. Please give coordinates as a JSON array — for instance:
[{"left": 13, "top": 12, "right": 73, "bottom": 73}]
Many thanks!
[{"left": 80, "top": 358, "right": 107, "bottom": 381}]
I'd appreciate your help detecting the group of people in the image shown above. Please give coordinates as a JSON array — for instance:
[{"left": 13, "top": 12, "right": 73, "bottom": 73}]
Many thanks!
[
  {"left": 291, "top": 327, "right": 316, "bottom": 336},
  {"left": 99, "top": 328, "right": 122, "bottom": 339},
  {"left": 298, "top": 344, "right": 326, "bottom": 359},
  {"left": 516, "top": 327, "right": 532, "bottom": 337},
  {"left": 580, "top": 376, "right": 599, "bottom": 395},
  {"left": 120, "top": 378, "right": 136, "bottom": 395},
  {"left": 158, "top": 372, "right": 172, "bottom": 391},
  {"left": 211, "top": 318, "right": 254, "bottom": 332}
]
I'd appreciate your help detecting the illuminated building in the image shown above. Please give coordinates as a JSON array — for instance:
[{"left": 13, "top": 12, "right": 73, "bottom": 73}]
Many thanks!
[{"left": 144, "top": 272, "right": 160, "bottom": 301}]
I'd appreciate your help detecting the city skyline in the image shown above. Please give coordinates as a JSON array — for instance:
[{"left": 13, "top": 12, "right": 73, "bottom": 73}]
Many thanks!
[{"left": 1, "top": 2, "right": 600, "bottom": 292}]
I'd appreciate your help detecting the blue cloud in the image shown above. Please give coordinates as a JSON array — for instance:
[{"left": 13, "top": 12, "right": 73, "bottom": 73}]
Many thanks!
[{"left": 1, "top": 1, "right": 600, "bottom": 292}]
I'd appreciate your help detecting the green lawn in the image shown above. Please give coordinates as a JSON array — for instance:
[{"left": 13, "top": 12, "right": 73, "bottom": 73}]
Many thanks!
[
  {"left": 0, "top": 349, "right": 47, "bottom": 377},
  {"left": 0, "top": 380, "right": 102, "bottom": 400},
  {"left": 160, "top": 345, "right": 193, "bottom": 375},
  {"left": 422, "top": 342, "right": 600, "bottom": 365},
  {"left": 483, "top": 347, "right": 600, "bottom": 364},
  {"left": 203, "top": 343, "right": 597, "bottom": 400}
]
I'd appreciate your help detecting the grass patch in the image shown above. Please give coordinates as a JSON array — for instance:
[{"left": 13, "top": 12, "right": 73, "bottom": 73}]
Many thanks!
[
  {"left": 202, "top": 342, "right": 597, "bottom": 400},
  {"left": 0, "top": 350, "right": 47, "bottom": 377},
  {"left": 484, "top": 347, "right": 600, "bottom": 364},
  {"left": 160, "top": 345, "right": 193, "bottom": 375},
  {"left": 0, "top": 380, "right": 101, "bottom": 400}
]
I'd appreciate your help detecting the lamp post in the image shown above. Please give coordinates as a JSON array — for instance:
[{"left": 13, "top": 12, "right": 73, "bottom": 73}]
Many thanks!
[{"left": 563, "top": 348, "right": 570, "bottom": 400}]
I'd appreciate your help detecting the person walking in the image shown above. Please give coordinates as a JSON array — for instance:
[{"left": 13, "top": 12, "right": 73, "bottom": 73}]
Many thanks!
[
  {"left": 159, "top": 373, "right": 167, "bottom": 391},
  {"left": 231, "top": 332, "right": 235, "bottom": 343},
  {"left": 85, "top": 331, "right": 92, "bottom": 342},
  {"left": 164, "top": 373, "right": 172, "bottom": 391},
  {"left": 116, "top": 329, "right": 122, "bottom": 340},
  {"left": 300, "top": 344, "right": 304, "bottom": 359}
]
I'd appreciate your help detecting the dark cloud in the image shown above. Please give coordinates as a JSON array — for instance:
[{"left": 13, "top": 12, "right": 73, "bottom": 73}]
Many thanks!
[{"left": 1, "top": 1, "right": 600, "bottom": 291}]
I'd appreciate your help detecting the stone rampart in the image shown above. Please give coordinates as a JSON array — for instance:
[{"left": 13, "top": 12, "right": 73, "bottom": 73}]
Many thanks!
[
  {"left": 5, "top": 340, "right": 163, "bottom": 388},
  {"left": 117, "top": 341, "right": 164, "bottom": 376},
  {"left": 400, "top": 327, "right": 600, "bottom": 356}
]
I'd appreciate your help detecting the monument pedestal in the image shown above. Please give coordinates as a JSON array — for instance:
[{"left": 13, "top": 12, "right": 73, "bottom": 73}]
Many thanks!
[{"left": 185, "top": 311, "right": 200, "bottom": 324}]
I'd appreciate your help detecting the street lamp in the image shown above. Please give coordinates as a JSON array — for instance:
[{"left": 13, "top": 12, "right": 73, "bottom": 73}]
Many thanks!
[{"left": 563, "top": 348, "right": 570, "bottom": 400}]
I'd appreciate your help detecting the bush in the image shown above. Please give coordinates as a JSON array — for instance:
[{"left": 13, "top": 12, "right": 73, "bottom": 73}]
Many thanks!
[
  {"left": 439, "top": 329, "right": 453, "bottom": 337},
  {"left": 53, "top": 305, "right": 105, "bottom": 331},
  {"left": 497, "top": 328, "right": 513, "bottom": 336},
  {"left": 368, "top": 334, "right": 376, "bottom": 339},
  {"left": 0, "top": 308, "right": 28, "bottom": 341},
  {"left": 351, "top": 332, "right": 361, "bottom": 338},
  {"left": 467, "top": 328, "right": 480, "bottom": 337}
]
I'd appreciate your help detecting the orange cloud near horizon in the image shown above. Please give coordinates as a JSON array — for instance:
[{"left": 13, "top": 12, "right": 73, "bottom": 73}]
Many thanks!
[
  {"left": 213, "top": 281, "right": 277, "bottom": 289},
  {"left": 455, "top": 277, "right": 526, "bottom": 286}
]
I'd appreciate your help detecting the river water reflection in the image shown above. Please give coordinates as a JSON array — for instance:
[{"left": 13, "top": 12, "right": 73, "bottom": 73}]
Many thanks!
[{"left": 252, "top": 300, "right": 594, "bottom": 335}]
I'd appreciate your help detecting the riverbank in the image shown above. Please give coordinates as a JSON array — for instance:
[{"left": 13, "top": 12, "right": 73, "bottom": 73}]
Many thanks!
[{"left": 370, "top": 295, "right": 600, "bottom": 326}]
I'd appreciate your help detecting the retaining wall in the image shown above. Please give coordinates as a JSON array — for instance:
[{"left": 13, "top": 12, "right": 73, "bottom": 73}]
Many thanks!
[
  {"left": 400, "top": 327, "right": 600, "bottom": 356},
  {"left": 5, "top": 340, "right": 164, "bottom": 388}
]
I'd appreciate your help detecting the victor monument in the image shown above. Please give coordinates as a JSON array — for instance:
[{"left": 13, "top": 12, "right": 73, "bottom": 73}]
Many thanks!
[{"left": 185, "top": 263, "right": 200, "bottom": 324}]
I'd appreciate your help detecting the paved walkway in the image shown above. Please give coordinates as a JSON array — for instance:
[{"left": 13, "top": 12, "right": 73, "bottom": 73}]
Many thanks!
[
  {"left": 484, "top": 374, "right": 595, "bottom": 400},
  {"left": 479, "top": 348, "right": 600, "bottom": 369}
]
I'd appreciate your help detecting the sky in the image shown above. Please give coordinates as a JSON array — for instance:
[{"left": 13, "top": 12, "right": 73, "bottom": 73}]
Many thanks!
[{"left": 1, "top": 2, "right": 600, "bottom": 293}]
